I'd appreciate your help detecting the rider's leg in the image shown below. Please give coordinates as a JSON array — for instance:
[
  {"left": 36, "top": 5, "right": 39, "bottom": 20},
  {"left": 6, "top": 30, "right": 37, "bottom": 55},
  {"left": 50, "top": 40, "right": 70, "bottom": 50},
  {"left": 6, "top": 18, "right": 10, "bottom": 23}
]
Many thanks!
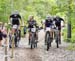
[
  {"left": 3, "top": 34, "right": 7, "bottom": 45},
  {"left": 53, "top": 30, "right": 55, "bottom": 39},
  {"left": 35, "top": 31, "right": 38, "bottom": 40},
  {"left": 12, "top": 28, "right": 15, "bottom": 34}
]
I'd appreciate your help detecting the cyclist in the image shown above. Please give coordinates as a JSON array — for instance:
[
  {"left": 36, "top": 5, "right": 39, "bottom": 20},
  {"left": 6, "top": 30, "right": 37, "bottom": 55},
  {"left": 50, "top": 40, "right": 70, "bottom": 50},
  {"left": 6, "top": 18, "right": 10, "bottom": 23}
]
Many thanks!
[
  {"left": 0, "top": 22, "right": 3, "bottom": 47},
  {"left": 53, "top": 16, "right": 65, "bottom": 44},
  {"left": 9, "top": 10, "right": 22, "bottom": 47},
  {"left": 9, "top": 10, "right": 22, "bottom": 32},
  {"left": 44, "top": 15, "right": 54, "bottom": 45},
  {"left": 1, "top": 23, "right": 7, "bottom": 47},
  {"left": 2, "top": 23, "right": 7, "bottom": 39},
  {"left": 27, "top": 15, "right": 38, "bottom": 45}
]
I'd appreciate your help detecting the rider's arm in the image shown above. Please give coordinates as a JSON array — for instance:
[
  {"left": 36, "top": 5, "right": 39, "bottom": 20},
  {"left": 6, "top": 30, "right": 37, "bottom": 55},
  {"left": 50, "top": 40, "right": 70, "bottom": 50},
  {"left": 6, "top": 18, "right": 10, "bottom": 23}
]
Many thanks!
[
  {"left": 60, "top": 18, "right": 65, "bottom": 27},
  {"left": 34, "top": 20, "right": 38, "bottom": 28},
  {"left": 9, "top": 15, "right": 13, "bottom": 26},
  {"left": 17, "top": 14, "right": 21, "bottom": 20},
  {"left": 18, "top": 14, "right": 22, "bottom": 27}
]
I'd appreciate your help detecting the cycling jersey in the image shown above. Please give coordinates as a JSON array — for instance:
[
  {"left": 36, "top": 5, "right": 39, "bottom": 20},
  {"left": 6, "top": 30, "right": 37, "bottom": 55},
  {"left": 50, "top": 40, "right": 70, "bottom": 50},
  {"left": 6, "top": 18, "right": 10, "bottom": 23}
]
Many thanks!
[
  {"left": 53, "top": 17, "right": 64, "bottom": 27},
  {"left": 10, "top": 14, "right": 21, "bottom": 25},
  {"left": 28, "top": 20, "right": 38, "bottom": 32},
  {"left": 28, "top": 20, "right": 37, "bottom": 28},
  {"left": 53, "top": 17, "right": 64, "bottom": 30},
  {"left": 45, "top": 19, "right": 53, "bottom": 27}
]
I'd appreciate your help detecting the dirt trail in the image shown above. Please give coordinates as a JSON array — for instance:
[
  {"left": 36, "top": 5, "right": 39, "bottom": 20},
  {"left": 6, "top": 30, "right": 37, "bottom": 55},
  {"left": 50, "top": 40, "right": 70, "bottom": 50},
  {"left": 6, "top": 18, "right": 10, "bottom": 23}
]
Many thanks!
[{"left": 0, "top": 29, "right": 75, "bottom": 61}]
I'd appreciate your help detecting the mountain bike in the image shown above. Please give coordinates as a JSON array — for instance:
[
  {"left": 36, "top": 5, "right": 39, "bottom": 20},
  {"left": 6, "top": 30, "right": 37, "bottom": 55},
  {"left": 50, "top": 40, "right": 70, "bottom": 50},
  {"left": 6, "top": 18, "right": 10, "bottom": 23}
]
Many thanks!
[
  {"left": 30, "top": 28, "right": 37, "bottom": 49},
  {"left": 9, "top": 25, "right": 20, "bottom": 48},
  {"left": 45, "top": 27, "right": 53, "bottom": 51}
]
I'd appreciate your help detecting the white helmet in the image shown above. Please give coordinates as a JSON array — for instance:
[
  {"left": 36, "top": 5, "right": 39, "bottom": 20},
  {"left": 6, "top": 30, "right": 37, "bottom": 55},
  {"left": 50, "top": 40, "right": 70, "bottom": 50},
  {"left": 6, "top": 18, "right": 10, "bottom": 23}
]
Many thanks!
[
  {"left": 28, "top": 15, "right": 34, "bottom": 20},
  {"left": 46, "top": 14, "right": 52, "bottom": 19},
  {"left": 12, "top": 10, "right": 19, "bottom": 15}
]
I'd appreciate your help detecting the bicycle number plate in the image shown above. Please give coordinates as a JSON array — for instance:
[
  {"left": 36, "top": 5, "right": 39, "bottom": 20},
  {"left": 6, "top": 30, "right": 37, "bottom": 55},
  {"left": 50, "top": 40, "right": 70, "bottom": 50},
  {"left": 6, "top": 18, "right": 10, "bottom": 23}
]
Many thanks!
[
  {"left": 13, "top": 25, "right": 18, "bottom": 29},
  {"left": 31, "top": 28, "right": 36, "bottom": 32},
  {"left": 46, "top": 27, "right": 51, "bottom": 31}
]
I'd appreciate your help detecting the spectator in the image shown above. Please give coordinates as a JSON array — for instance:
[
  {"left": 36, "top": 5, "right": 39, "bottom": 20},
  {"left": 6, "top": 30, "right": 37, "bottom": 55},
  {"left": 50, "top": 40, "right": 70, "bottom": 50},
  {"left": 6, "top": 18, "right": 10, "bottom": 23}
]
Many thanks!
[
  {"left": 0, "top": 22, "right": 3, "bottom": 47},
  {"left": 1, "top": 23, "right": 7, "bottom": 46}
]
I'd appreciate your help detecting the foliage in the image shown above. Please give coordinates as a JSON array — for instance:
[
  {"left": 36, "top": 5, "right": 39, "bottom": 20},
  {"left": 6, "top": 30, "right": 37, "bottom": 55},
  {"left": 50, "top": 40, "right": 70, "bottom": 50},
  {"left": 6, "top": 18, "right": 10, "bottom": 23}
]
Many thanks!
[{"left": 0, "top": 0, "right": 75, "bottom": 42}]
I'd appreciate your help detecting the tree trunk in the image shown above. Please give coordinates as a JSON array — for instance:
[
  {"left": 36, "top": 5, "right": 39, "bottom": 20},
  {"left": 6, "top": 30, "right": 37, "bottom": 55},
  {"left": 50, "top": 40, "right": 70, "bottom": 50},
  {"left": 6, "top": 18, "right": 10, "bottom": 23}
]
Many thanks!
[
  {"left": 67, "top": 21, "right": 71, "bottom": 41},
  {"left": 67, "top": 0, "right": 72, "bottom": 42}
]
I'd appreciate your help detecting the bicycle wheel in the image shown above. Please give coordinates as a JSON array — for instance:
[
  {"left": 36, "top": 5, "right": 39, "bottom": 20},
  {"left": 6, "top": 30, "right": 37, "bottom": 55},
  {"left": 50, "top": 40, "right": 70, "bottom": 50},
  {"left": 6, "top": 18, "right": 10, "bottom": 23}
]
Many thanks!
[
  {"left": 33, "top": 33, "right": 38, "bottom": 48},
  {"left": 30, "top": 36, "right": 33, "bottom": 49},
  {"left": 31, "top": 43, "right": 33, "bottom": 49},
  {"left": 34, "top": 33, "right": 38, "bottom": 48},
  {"left": 47, "top": 43, "right": 50, "bottom": 51},
  {"left": 45, "top": 32, "right": 49, "bottom": 45},
  {"left": 46, "top": 31, "right": 50, "bottom": 51},
  {"left": 14, "top": 32, "right": 18, "bottom": 47},
  {"left": 30, "top": 33, "right": 34, "bottom": 49}
]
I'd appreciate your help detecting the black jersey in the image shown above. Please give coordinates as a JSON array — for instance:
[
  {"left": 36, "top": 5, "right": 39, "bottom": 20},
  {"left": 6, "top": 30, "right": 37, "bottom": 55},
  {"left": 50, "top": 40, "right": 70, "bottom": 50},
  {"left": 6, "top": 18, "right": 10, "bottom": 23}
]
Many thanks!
[
  {"left": 28, "top": 20, "right": 37, "bottom": 28},
  {"left": 10, "top": 14, "right": 21, "bottom": 25}
]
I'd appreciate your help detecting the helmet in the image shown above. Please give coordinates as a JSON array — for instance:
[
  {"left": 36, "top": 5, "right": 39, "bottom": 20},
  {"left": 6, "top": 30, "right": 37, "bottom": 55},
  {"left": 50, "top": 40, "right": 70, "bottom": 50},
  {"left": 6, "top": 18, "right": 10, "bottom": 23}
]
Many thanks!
[
  {"left": 28, "top": 15, "right": 34, "bottom": 20},
  {"left": 12, "top": 10, "right": 19, "bottom": 15},
  {"left": 56, "top": 15, "right": 60, "bottom": 18},
  {"left": 46, "top": 14, "right": 52, "bottom": 20}
]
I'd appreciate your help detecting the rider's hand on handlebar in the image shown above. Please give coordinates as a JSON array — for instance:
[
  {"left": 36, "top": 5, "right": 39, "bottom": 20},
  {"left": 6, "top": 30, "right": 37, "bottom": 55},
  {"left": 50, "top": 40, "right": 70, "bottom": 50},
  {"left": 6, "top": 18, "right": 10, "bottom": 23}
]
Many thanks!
[{"left": 62, "top": 24, "right": 65, "bottom": 27}]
